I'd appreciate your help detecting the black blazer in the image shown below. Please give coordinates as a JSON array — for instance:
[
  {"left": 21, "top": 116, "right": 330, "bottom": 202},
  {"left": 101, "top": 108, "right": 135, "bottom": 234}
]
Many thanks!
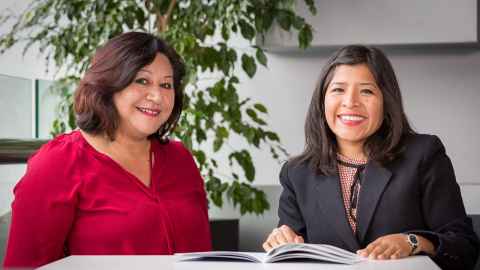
[{"left": 278, "top": 134, "right": 479, "bottom": 270}]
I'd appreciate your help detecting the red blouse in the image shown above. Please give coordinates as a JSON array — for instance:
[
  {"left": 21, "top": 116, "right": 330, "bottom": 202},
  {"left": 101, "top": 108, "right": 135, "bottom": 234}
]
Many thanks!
[{"left": 3, "top": 131, "right": 211, "bottom": 268}]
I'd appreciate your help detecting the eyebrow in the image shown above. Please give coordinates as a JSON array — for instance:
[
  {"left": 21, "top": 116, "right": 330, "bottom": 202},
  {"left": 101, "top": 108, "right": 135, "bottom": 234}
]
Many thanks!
[
  {"left": 138, "top": 69, "right": 173, "bottom": 78},
  {"left": 330, "top": 82, "right": 377, "bottom": 87}
]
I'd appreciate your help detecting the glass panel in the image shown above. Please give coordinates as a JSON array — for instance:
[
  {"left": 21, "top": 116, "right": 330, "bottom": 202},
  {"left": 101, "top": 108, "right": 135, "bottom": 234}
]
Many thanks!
[
  {"left": 37, "top": 79, "right": 61, "bottom": 139},
  {"left": 0, "top": 164, "right": 26, "bottom": 216},
  {"left": 0, "top": 74, "right": 33, "bottom": 138}
]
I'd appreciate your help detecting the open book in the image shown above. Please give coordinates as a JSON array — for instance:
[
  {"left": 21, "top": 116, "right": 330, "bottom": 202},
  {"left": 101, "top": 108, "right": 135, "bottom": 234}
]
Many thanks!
[{"left": 176, "top": 243, "right": 366, "bottom": 264}]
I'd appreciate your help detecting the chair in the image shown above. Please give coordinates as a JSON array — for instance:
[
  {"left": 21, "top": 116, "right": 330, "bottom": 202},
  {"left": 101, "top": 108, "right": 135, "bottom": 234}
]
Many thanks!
[
  {"left": 470, "top": 215, "right": 480, "bottom": 270},
  {"left": 0, "top": 211, "right": 11, "bottom": 265}
]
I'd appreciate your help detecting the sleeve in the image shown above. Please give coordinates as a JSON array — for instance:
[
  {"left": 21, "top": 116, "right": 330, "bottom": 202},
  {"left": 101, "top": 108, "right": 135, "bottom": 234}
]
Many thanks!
[
  {"left": 174, "top": 142, "right": 212, "bottom": 252},
  {"left": 409, "top": 135, "right": 479, "bottom": 270},
  {"left": 3, "top": 141, "right": 81, "bottom": 268},
  {"left": 277, "top": 162, "right": 307, "bottom": 240}
]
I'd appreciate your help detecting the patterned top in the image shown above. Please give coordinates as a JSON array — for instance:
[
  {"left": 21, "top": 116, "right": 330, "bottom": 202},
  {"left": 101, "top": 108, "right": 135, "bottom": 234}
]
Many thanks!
[{"left": 337, "top": 153, "right": 367, "bottom": 233}]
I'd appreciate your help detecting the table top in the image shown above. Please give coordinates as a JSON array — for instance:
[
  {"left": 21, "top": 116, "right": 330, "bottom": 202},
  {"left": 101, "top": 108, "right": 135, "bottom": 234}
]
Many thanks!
[{"left": 39, "top": 255, "right": 441, "bottom": 270}]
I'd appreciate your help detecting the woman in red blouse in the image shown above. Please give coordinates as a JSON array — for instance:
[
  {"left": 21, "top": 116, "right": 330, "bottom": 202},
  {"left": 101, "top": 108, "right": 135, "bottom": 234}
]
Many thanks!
[{"left": 3, "top": 32, "right": 212, "bottom": 268}]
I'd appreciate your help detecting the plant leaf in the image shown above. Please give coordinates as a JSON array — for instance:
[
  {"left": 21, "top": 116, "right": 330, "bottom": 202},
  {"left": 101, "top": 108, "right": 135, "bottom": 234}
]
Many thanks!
[{"left": 241, "top": 54, "right": 256, "bottom": 78}]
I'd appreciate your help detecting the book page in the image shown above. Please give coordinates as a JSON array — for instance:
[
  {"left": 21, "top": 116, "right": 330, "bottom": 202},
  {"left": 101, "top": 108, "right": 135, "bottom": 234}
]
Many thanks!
[
  {"left": 265, "top": 243, "right": 365, "bottom": 264},
  {"left": 176, "top": 251, "right": 266, "bottom": 262}
]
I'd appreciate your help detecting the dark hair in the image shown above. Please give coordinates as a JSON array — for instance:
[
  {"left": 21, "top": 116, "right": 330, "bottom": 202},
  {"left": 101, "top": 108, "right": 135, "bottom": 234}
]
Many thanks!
[
  {"left": 74, "top": 31, "right": 186, "bottom": 142},
  {"left": 293, "top": 45, "right": 414, "bottom": 175}
]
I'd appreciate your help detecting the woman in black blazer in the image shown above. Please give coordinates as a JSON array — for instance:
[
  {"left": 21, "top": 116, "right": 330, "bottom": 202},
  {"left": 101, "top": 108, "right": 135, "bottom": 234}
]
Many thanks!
[{"left": 262, "top": 45, "right": 479, "bottom": 270}]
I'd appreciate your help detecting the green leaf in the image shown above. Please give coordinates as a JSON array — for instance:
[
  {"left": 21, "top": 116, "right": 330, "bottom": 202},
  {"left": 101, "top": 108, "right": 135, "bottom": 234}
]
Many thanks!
[
  {"left": 253, "top": 103, "right": 268, "bottom": 113},
  {"left": 246, "top": 108, "right": 257, "bottom": 120},
  {"left": 217, "top": 126, "right": 229, "bottom": 138},
  {"left": 255, "top": 48, "right": 267, "bottom": 67},
  {"left": 238, "top": 19, "right": 255, "bottom": 40},
  {"left": 303, "top": 0, "right": 318, "bottom": 15},
  {"left": 263, "top": 9, "right": 274, "bottom": 30},
  {"left": 246, "top": 108, "right": 267, "bottom": 126},
  {"left": 196, "top": 128, "right": 207, "bottom": 143},
  {"left": 265, "top": 131, "right": 280, "bottom": 142},
  {"left": 221, "top": 23, "right": 229, "bottom": 40},
  {"left": 293, "top": 16, "right": 305, "bottom": 29},
  {"left": 229, "top": 151, "right": 255, "bottom": 182},
  {"left": 213, "top": 138, "right": 223, "bottom": 152},
  {"left": 276, "top": 10, "right": 292, "bottom": 31},
  {"left": 241, "top": 54, "right": 256, "bottom": 78},
  {"left": 298, "top": 24, "right": 313, "bottom": 49},
  {"left": 193, "top": 150, "right": 206, "bottom": 165}
]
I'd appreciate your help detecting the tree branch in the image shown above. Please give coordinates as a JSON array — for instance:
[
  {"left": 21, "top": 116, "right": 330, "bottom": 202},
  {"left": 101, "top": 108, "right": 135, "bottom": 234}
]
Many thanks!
[{"left": 154, "top": 0, "right": 177, "bottom": 33}]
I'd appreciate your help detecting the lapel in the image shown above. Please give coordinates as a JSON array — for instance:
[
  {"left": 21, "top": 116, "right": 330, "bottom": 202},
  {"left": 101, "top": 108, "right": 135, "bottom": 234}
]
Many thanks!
[
  {"left": 356, "top": 161, "right": 392, "bottom": 244},
  {"left": 313, "top": 174, "right": 361, "bottom": 251}
]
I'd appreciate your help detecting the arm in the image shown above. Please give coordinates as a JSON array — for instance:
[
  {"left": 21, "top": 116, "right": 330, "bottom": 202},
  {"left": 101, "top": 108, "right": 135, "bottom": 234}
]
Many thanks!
[
  {"left": 263, "top": 162, "right": 306, "bottom": 251},
  {"left": 413, "top": 136, "right": 479, "bottom": 269},
  {"left": 277, "top": 161, "right": 307, "bottom": 239},
  {"left": 173, "top": 142, "right": 212, "bottom": 252},
  {"left": 357, "top": 136, "right": 479, "bottom": 266},
  {"left": 3, "top": 142, "right": 79, "bottom": 268}
]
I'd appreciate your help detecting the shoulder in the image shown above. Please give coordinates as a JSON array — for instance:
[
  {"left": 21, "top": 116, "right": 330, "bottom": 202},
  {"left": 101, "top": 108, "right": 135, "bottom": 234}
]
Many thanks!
[
  {"left": 401, "top": 133, "right": 446, "bottom": 160},
  {"left": 16, "top": 131, "right": 86, "bottom": 193},
  {"left": 280, "top": 159, "right": 321, "bottom": 186},
  {"left": 28, "top": 130, "right": 85, "bottom": 171},
  {"left": 154, "top": 139, "right": 193, "bottom": 159},
  {"left": 153, "top": 139, "right": 198, "bottom": 170}
]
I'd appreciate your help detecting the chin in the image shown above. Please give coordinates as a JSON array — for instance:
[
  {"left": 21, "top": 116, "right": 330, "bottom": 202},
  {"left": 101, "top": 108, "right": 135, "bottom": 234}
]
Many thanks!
[{"left": 133, "top": 127, "right": 161, "bottom": 138}]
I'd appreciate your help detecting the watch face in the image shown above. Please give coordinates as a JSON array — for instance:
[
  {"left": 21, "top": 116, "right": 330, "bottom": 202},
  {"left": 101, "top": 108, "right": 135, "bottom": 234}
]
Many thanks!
[{"left": 409, "top": 234, "right": 418, "bottom": 244}]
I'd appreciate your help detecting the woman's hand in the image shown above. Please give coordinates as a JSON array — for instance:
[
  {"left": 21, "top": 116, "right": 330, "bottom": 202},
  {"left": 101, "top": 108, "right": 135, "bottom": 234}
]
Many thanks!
[
  {"left": 357, "top": 233, "right": 434, "bottom": 260},
  {"left": 262, "top": 225, "right": 304, "bottom": 251}
]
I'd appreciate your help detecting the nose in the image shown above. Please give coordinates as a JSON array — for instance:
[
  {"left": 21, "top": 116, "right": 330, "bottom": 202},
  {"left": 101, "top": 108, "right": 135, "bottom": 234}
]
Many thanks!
[
  {"left": 341, "top": 88, "right": 360, "bottom": 108},
  {"left": 146, "top": 87, "right": 163, "bottom": 104}
]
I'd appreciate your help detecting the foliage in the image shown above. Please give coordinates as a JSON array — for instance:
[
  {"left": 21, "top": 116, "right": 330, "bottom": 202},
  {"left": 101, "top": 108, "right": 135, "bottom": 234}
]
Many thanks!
[{"left": 0, "top": 0, "right": 316, "bottom": 215}]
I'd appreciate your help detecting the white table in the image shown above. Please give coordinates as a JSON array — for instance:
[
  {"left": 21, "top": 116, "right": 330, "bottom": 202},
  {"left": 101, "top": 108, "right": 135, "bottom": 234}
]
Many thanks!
[{"left": 39, "top": 255, "right": 441, "bottom": 270}]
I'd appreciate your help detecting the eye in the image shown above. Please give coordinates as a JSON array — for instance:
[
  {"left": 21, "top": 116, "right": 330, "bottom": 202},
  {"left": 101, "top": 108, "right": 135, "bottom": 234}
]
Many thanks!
[
  {"left": 134, "top": 78, "right": 149, "bottom": 85},
  {"left": 159, "top": 82, "right": 173, "bottom": 89},
  {"left": 330, "top": 88, "right": 344, "bottom": 93},
  {"left": 360, "top": 89, "right": 374, "bottom": 95}
]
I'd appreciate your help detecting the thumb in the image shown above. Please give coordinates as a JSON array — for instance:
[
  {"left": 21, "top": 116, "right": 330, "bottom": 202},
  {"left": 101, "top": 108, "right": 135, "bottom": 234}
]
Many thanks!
[{"left": 295, "top": 236, "right": 304, "bottom": 243}]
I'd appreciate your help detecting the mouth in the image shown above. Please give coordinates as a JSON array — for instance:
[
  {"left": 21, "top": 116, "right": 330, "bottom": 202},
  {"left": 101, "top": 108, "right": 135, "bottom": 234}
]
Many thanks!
[
  {"left": 337, "top": 114, "right": 367, "bottom": 125},
  {"left": 137, "top": 106, "right": 160, "bottom": 117}
]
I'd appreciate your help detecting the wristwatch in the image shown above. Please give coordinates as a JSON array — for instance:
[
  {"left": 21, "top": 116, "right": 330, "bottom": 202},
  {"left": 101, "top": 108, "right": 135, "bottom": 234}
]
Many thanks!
[{"left": 405, "top": 233, "right": 419, "bottom": 255}]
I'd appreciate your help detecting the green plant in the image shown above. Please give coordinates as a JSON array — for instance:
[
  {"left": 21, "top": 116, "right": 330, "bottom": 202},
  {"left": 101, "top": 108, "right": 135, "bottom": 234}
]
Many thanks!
[{"left": 0, "top": 0, "right": 316, "bottom": 215}]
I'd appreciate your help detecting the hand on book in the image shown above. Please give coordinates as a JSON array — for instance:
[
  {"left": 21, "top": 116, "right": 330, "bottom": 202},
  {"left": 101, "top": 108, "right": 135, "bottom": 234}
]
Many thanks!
[
  {"left": 263, "top": 225, "right": 304, "bottom": 251},
  {"left": 356, "top": 233, "right": 434, "bottom": 260}
]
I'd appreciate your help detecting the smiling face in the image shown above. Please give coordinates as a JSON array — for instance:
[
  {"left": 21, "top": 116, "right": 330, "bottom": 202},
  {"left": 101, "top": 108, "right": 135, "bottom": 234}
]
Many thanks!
[
  {"left": 324, "top": 64, "right": 384, "bottom": 154},
  {"left": 113, "top": 53, "right": 175, "bottom": 140}
]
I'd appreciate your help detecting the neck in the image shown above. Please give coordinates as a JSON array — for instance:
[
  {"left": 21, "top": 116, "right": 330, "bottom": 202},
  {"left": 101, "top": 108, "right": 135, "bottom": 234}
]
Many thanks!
[
  {"left": 337, "top": 140, "right": 367, "bottom": 161},
  {"left": 108, "top": 131, "right": 150, "bottom": 154},
  {"left": 81, "top": 129, "right": 151, "bottom": 157}
]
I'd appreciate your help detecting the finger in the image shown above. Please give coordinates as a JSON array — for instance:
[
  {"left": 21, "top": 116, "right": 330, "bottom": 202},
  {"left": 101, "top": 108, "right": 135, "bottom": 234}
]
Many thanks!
[
  {"left": 273, "top": 229, "right": 288, "bottom": 245},
  {"left": 378, "top": 246, "right": 397, "bottom": 260},
  {"left": 266, "top": 232, "right": 280, "bottom": 248},
  {"left": 369, "top": 244, "right": 389, "bottom": 260},
  {"left": 356, "top": 247, "right": 367, "bottom": 257},
  {"left": 390, "top": 249, "right": 408, "bottom": 259},
  {"left": 279, "top": 225, "right": 296, "bottom": 242},
  {"left": 361, "top": 241, "right": 380, "bottom": 257},
  {"left": 295, "top": 236, "right": 304, "bottom": 243},
  {"left": 262, "top": 241, "right": 272, "bottom": 252}
]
